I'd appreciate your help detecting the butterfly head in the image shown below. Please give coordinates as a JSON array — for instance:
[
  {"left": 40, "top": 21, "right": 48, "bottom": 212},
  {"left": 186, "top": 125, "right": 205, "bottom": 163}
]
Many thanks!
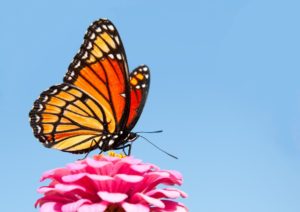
[{"left": 126, "top": 132, "right": 138, "bottom": 142}]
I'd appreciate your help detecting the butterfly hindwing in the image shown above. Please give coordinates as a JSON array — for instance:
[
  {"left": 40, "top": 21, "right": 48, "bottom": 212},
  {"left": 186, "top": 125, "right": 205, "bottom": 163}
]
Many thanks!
[
  {"left": 29, "top": 83, "right": 106, "bottom": 154},
  {"left": 64, "top": 19, "right": 130, "bottom": 134},
  {"left": 126, "top": 65, "right": 150, "bottom": 130}
]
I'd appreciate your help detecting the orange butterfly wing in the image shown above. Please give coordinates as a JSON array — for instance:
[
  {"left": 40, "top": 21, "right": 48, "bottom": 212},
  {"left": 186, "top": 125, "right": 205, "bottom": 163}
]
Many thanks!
[
  {"left": 64, "top": 19, "right": 130, "bottom": 133},
  {"left": 126, "top": 65, "right": 150, "bottom": 130},
  {"left": 30, "top": 84, "right": 105, "bottom": 153}
]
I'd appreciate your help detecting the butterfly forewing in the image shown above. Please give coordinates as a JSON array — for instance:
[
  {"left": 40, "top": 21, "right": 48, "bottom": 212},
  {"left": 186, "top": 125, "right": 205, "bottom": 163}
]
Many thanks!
[{"left": 64, "top": 19, "right": 130, "bottom": 133}]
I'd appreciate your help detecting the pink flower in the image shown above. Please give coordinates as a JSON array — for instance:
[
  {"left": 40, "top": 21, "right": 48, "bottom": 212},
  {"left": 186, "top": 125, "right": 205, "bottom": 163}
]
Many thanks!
[{"left": 36, "top": 154, "right": 188, "bottom": 212}]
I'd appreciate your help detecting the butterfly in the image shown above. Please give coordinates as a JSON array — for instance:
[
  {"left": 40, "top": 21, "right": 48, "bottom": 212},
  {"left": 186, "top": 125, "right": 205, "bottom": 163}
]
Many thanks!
[{"left": 29, "top": 18, "right": 150, "bottom": 155}]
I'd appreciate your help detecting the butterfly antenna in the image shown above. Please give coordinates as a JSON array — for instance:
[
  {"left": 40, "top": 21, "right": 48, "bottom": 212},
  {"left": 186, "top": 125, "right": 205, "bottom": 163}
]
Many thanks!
[
  {"left": 138, "top": 135, "right": 178, "bottom": 159},
  {"left": 135, "top": 130, "right": 163, "bottom": 134}
]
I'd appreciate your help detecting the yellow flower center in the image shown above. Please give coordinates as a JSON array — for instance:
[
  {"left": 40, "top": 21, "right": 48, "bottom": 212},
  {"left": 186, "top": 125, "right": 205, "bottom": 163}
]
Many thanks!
[
  {"left": 93, "top": 151, "right": 126, "bottom": 160},
  {"left": 107, "top": 151, "right": 126, "bottom": 158}
]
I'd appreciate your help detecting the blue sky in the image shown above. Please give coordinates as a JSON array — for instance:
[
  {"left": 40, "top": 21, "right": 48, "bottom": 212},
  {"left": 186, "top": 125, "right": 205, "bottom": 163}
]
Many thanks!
[{"left": 1, "top": 0, "right": 300, "bottom": 211}]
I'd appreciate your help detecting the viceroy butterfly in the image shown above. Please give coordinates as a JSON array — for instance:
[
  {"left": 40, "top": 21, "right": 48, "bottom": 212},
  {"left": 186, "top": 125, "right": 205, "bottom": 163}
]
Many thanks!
[{"left": 29, "top": 19, "right": 150, "bottom": 155}]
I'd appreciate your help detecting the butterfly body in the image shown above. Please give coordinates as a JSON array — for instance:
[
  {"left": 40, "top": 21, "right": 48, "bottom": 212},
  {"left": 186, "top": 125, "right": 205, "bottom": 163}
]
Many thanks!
[{"left": 29, "top": 19, "right": 149, "bottom": 155}]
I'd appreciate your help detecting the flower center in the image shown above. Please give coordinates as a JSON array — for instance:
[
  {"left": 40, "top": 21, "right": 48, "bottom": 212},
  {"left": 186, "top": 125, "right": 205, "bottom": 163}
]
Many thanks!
[
  {"left": 105, "top": 204, "right": 125, "bottom": 212},
  {"left": 108, "top": 151, "right": 126, "bottom": 158},
  {"left": 93, "top": 151, "right": 126, "bottom": 160}
]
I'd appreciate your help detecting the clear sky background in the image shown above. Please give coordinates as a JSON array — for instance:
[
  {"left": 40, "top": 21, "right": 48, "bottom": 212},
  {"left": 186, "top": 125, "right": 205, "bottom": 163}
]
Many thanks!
[{"left": 1, "top": 0, "right": 300, "bottom": 211}]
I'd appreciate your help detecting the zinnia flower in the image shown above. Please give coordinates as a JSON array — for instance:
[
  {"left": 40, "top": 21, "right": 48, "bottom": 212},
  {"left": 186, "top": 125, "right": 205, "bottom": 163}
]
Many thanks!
[{"left": 36, "top": 153, "right": 188, "bottom": 211}]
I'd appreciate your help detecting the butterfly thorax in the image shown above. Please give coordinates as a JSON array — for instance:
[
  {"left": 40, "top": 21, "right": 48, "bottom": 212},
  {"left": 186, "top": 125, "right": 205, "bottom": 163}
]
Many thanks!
[{"left": 98, "top": 131, "right": 138, "bottom": 151}]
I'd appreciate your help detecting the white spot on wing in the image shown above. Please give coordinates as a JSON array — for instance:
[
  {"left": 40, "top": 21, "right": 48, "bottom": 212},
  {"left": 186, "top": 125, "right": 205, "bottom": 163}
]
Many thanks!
[
  {"left": 120, "top": 93, "right": 126, "bottom": 97},
  {"left": 90, "top": 33, "right": 96, "bottom": 39},
  {"left": 82, "top": 52, "right": 88, "bottom": 59},
  {"left": 50, "top": 89, "right": 58, "bottom": 94},
  {"left": 42, "top": 96, "right": 48, "bottom": 102},
  {"left": 136, "top": 85, "right": 141, "bottom": 89},
  {"left": 74, "top": 61, "right": 81, "bottom": 68},
  {"left": 38, "top": 104, "right": 43, "bottom": 111},
  {"left": 62, "top": 85, "right": 69, "bottom": 90},
  {"left": 115, "top": 36, "right": 120, "bottom": 45},
  {"left": 99, "top": 141, "right": 103, "bottom": 147},
  {"left": 142, "top": 84, "right": 146, "bottom": 88},
  {"left": 108, "top": 54, "right": 114, "bottom": 59},
  {"left": 108, "top": 25, "right": 114, "bottom": 31},
  {"left": 96, "top": 27, "right": 102, "bottom": 33},
  {"left": 87, "top": 42, "right": 93, "bottom": 49},
  {"left": 116, "top": 54, "right": 122, "bottom": 60},
  {"left": 108, "top": 139, "right": 114, "bottom": 146},
  {"left": 145, "top": 74, "right": 149, "bottom": 79},
  {"left": 143, "top": 66, "right": 148, "bottom": 71},
  {"left": 102, "top": 25, "right": 108, "bottom": 30},
  {"left": 35, "top": 115, "right": 40, "bottom": 122},
  {"left": 36, "top": 125, "right": 41, "bottom": 133}
]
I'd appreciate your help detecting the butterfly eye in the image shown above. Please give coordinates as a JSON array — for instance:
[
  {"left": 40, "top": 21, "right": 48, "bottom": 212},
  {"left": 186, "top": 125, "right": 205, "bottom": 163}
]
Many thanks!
[{"left": 127, "top": 133, "right": 138, "bottom": 142}]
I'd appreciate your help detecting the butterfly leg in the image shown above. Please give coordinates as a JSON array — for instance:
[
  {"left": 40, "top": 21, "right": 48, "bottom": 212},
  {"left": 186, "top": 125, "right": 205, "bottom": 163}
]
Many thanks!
[
  {"left": 113, "top": 144, "right": 132, "bottom": 156},
  {"left": 124, "top": 144, "right": 132, "bottom": 156},
  {"left": 79, "top": 139, "right": 98, "bottom": 160}
]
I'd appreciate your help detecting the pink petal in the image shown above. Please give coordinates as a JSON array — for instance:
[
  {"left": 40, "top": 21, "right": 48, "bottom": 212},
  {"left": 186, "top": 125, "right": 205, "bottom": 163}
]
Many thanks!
[
  {"left": 55, "top": 184, "right": 86, "bottom": 193},
  {"left": 146, "top": 171, "right": 170, "bottom": 179},
  {"left": 167, "top": 170, "right": 183, "bottom": 180},
  {"left": 152, "top": 200, "right": 188, "bottom": 212},
  {"left": 131, "top": 164, "right": 153, "bottom": 173},
  {"left": 97, "top": 191, "right": 127, "bottom": 203},
  {"left": 139, "top": 171, "right": 182, "bottom": 191},
  {"left": 132, "top": 193, "right": 165, "bottom": 208},
  {"left": 157, "top": 171, "right": 183, "bottom": 185},
  {"left": 40, "top": 167, "right": 69, "bottom": 181},
  {"left": 122, "top": 202, "right": 149, "bottom": 212},
  {"left": 62, "top": 173, "right": 113, "bottom": 183},
  {"left": 61, "top": 173, "right": 86, "bottom": 182},
  {"left": 102, "top": 155, "right": 121, "bottom": 162},
  {"left": 66, "top": 163, "right": 87, "bottom": 171},
  {"left": 37, "top": 186, "right": 54, "bottom": 194},
  {"left": 119, "top": 156, "right": 142, "bottom": 165},
  {"left": 146, "top": 188, "right": 187, "bottom": 199},
  {"left": 87, "top": 174, "right": 114, "bottom": 182},
  {"left": 40, "top": 202, "right": 62, "bottom": 212},
  {"left": 165, "top": 188, "right": 188, "bottom": 198},
  {"left": 131, "top": 172, "right": 175, "bottom": 194},
  {"left": 86, "top": 157, "right": 112, "bottom": 168},
  {"left": 78, "top": 203, "right": 108, "bottom": 212},
  {"left": 36, "top": 195, "right": 75, "bottom": 207},
  {"left": 115, "top": 174, "right": 143, "bottom": 183},
  {"left": 62, "top": 173, "right": 114, "bottom": 194},
  {"left": 112, "top": 174, "right": 144, "bottom": 194},
  {"left": 61, "top": 199, "right": 91, "bottom": 212}
]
